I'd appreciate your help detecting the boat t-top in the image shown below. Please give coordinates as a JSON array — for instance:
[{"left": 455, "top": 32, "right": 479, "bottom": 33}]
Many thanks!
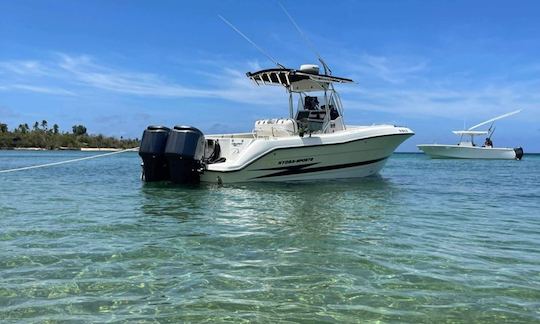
[
  {"left": 417, "top": 110, "right": 523, "bottom": 160},
  {"left": 138, "top": 63, "right": 414, "bottom": 184},
  {"left": 137, "top": 10, "right": 414, "bottom": 184}
]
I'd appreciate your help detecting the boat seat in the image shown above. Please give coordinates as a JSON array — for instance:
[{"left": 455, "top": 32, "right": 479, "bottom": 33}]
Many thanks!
[
  {"left": 204, "top": 139, "right": 226, "bottom": 164},
  {"left": 254, "top": 118, "right": 298, "bottom": 137}
]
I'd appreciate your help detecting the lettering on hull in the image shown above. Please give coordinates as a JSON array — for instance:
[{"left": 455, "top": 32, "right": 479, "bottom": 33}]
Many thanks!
[
  {"left": 278, "top": 157, "right": 314, "bottom": 165},
  {"left": 252, "top": 157, "right": 388, "bottom": 179}
]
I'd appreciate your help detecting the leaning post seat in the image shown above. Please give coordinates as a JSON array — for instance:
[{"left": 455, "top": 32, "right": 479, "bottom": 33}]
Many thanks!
[{"left": 254, "top": 118, "right": 298, "bottom": 137}]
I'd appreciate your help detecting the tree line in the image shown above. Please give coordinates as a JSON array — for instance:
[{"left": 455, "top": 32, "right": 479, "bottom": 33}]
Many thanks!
[{"left": 0, "top": 120, "right": 139, "bottom": 150}]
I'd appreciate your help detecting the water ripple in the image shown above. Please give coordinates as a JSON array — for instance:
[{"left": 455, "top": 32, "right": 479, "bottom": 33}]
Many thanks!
[{"left": 1, "top": 151, "right": 539, "bottom": 322}]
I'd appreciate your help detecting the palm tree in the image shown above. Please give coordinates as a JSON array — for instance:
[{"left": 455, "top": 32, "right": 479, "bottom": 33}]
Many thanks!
[
  {"left": 41, "top": 120, "right": 48, "bottom": 130},
  {"left": 18, "top": 124, "right": 29, "bottom": 133},
  {"left": 53, "top": 124, "right": 59, "bottom": 134},
  {"left": 72, "top": 125, "right": 87, "bottom": 135}
]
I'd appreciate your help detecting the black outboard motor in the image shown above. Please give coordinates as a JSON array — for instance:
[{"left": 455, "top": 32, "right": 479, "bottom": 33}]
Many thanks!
[
  {"left": 139, "top": 126, "right": 171, "bottom": 182},
  {"left": 165, "top": 126, "right": 205, "bottom": 183},
  {"left": 514, "top": 147, "right": 524, "bottom": 160}
]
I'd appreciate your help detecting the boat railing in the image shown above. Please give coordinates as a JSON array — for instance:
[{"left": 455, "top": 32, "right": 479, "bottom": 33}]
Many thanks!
[{"left": 207, "top": 133, "right": 255, "bottom": 139}]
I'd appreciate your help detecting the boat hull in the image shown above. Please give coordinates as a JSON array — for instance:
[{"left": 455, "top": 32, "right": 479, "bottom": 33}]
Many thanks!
[
  {"left": 417, "top": 144, "right": 521, "bottom": 160},
  {"left": 201, "top": 127, "right": 413, "bottom": 183}
]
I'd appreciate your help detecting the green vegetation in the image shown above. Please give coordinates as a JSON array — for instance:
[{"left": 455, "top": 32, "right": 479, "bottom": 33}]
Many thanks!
[{"left": 0, "top": 121, "right": 139, "bottom": 150}]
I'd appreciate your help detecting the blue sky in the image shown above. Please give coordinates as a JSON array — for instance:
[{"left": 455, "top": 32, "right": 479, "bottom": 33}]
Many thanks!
[{"left": 1, "top": 0, "right": 539, "bottom": 151}]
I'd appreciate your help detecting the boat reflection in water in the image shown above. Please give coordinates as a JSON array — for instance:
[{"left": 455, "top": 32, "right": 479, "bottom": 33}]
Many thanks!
[{"left": 140, "top": 177, "right": 397, "bottom": 235}]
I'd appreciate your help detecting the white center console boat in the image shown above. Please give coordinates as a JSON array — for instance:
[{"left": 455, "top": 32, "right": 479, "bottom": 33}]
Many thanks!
[
  {"left": 139, "top": 64, "right": 414, "bottom": 184},
  {"left": 417, "top": 110, "right": 523, "bottom": 160}
]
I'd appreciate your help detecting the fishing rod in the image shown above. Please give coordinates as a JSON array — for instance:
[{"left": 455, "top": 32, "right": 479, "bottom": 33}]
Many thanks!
[
  {"left": 488, "top": 126, "right": 496, "bottom": 140},
  {"left": 218, "top": 15, "right": 286, "bottom": 69},
  {"left": 278, "top": 2, "right": 332, "bottom": 75}
]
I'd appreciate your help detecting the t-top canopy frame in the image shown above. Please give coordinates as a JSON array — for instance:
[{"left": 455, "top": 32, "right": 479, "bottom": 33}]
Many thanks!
[{"left": 246, "top": 68, "right": 353, "bottom": 92}]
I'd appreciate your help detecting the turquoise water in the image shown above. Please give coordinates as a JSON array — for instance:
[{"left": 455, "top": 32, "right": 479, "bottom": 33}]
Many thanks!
[{"left": 1, "top": 151, "right": 539, "bottom": 322}]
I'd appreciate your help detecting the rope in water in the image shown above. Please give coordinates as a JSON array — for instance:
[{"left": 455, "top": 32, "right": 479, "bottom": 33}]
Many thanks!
[{"left": 0, "top": 147, "right": 139, "bottom": 174}]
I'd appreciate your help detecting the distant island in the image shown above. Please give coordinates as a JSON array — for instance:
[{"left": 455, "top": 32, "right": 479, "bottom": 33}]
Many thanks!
[{"left": 0, "top": 120, "right": 139, "bottom": 150}]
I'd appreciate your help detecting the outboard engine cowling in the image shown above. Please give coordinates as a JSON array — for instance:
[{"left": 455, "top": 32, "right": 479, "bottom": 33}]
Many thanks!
[
  {"left": 165, "top": 126, "right": 205, "bottom": 183},
  {"left": 514, "top": 147, "right": 524, "bottom": 160},
  {"left": 139, "top": 125, "right": 171, "bottom": 182}
]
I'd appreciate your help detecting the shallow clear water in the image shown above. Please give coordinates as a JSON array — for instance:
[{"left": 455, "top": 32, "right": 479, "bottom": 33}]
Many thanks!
[{"left": 1, "top": 151, "right": 539, "bottom": 322}]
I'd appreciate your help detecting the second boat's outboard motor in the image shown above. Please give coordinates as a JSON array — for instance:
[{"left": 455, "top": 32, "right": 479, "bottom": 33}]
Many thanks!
[
  {"left": 514, "top": 147, "right": 524, "bottom": 160},
  {"left": 165, "top": 126, "right": 205, "bottom": 183},
  {"left": 139, "top": 126, "right": 171, "bottom": 182}
]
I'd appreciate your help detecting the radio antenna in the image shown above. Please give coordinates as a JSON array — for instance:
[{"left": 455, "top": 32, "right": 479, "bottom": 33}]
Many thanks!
[
  {"left": 278, "top": 2, "right": 332, "bottom": 75},
  {"left": 218, "top": 15, "right": 285, "bottom": 69}
]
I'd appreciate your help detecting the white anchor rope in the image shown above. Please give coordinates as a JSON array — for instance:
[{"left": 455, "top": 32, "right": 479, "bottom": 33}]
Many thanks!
[{"left": 0, "top": 147, "right": 139, "bottom": 174}]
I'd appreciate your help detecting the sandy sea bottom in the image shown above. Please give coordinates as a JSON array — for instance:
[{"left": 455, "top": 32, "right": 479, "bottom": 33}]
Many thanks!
[{"left": 0, "top": 151, "right": 539, "bottom": 322}]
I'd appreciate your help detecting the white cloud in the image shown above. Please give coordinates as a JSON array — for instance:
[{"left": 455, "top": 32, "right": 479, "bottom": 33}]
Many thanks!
[
  {"left": 340, "top": 53, "right": 428, "bottom": 84},
  {"left": 0, "top": 52, "right": 538, "bottom": 123},
  {"left": 329, "top": 52, "right": 540, "bottom": 122},
  {"left": 56, "top": 54, "right": 206, "bottom": 97},
  {"left": 59, "top": 54, "right": 286, "bottom": 104},
  {"left": 10, "top": 84, "right": 76, "bottom": 96},
  {"left": 0, "top": 60, "right": 47, "bottom": 75},
  {"left": 340, "top": 83, "right": 540, "bottom": 121},
  {"left": 0, "top": 54, "right": 286, "bottom": 106},
  {"left": 0, "top": 84, "right": 75, "bottom": 96}
]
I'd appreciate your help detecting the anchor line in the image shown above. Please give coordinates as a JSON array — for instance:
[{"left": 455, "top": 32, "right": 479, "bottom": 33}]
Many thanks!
[{"left": 0, "top": 147, "right": 139, "bottom": 174}]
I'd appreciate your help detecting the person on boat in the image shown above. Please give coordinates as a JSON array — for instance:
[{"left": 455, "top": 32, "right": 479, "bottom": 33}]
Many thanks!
[
  {"left": 484, "top": 138, "right": 493, "bottom": 148},
  {"left": 304, "top": 96, "right": 319, "bottom": 110}
]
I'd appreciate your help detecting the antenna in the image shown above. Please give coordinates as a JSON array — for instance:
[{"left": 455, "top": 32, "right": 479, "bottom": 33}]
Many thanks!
[
  {"left": 278, "top": 2, "right": 332, "bottom": 75},
  {"left": 218, "top": 15, "right": 285, "bottom": 69}
]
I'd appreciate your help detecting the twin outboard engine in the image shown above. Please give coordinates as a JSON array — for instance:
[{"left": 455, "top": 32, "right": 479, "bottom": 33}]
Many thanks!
[
  {"left": 165, "top": 126, "right": 206, "bottom": 183},
  {"left": 514, "top": 147, "right": 524, "bottom": 160},
  {"left": 139, "top": 125, "right": 206, "bottom": 183},
  {"left": 139, "top": 126, "right": 171, "bottom": 182}
]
